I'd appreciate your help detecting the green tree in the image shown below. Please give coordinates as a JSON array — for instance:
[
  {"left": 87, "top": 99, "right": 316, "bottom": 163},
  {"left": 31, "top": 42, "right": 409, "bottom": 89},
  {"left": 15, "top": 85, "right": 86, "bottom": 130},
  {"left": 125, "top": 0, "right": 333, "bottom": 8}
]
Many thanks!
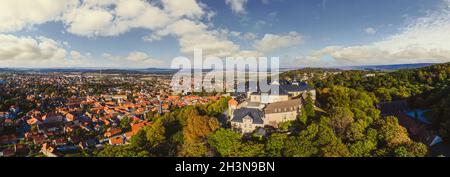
[
  {"left": 265, "top": 133, "right": 288, "bottom": 157},
  {"left": 283, "top": 124, "right": 320, "bottom": 157},
  {"left": 298, "top": 107, "right": 308, "bottom": 125},
  {"left": 238, "top": 142, "right": 265, "bottom": 157},
  {"left": 208, "top": 129, "right": 242, "bottom": 157},
  {"left": 394, "top": 142, "right": 428, "bottom": 157},
  {"left": 304, "top": 94, "right": 315, "bottom": 117},
  {"left": 96, "top": 145, "right": 150, "bottom": 157},
  {"left": 329, "top": 107, "right": 354, "bottom": 136},
  {"left": 377, "top": 116, "right": 411, "bottom": 148},
  {"left": 144, "top": 120, "right": 166, "bottom": 149},
  {"left": 120, "top": 117, "right": 132, "bottom": 132},
  {"left": 130, "top": 130, "right": 148, "bottom": 150}
]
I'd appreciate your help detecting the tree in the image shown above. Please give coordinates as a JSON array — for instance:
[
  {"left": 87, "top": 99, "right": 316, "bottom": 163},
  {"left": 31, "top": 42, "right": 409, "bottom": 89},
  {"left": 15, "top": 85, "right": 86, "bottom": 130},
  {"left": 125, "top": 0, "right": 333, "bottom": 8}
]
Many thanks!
[
  {"left": 265, "top": 133, "right": 288, "bottom": 157},
  {"left": 377, "top": 116, "right": 411, "bottom": 148},
  {"left": 283, "top": 124, "right": 320, "bottom": 157},
  {"left": 96, "top": 145, "right": 150, "bottom": 157},
  {"left": 203, "top": 97, "right": 230, "bottom": 117},
  {"left": 178, "top": 141, "right": 210, "bottom": 157},
  {"left": 394, "top": 142, "right": 428, "bottom": 157},
  {"left": 345, "top": 120, "right": 367, "bottom": 142},
  {"left": 283, "top": 136, "right": 318, "bottom": 157},
  {"left": 130, "top": 130, "right": 148, "bottom": 150},
  {"left": 349, "top": 140, "right": 377, "bottom": 157},
  {"left": 278, "top": 121, "right": 293, "bottom": 131},
  {"left": 329, "top": 107, "right": 354, "bottom": 136},
  {"left": 208, "top": 129, "right": 242, "bottom": 157},
  {"left": 304, "top": 94, "right": 315, "bottom": 117},
  {"left": 298, "top": 107, "right": 308, "bottom": 125},
  {"left": 320, "top": 138, "right": 350, "bottom": 157},
  {"left": 183, "top": 114, "right": 220, "bottom": 142},
  {"left": 238, "top": 142, "right": 265, "bottom": 157},
  {"left": 144, "top": 120, "right": 166, "bottom": 149},
  {"left": 178, "top": 111, "right": 220, "bottom": 157},
  {"left": 120, "top": 117, "right": 132, "bottom": 132}
]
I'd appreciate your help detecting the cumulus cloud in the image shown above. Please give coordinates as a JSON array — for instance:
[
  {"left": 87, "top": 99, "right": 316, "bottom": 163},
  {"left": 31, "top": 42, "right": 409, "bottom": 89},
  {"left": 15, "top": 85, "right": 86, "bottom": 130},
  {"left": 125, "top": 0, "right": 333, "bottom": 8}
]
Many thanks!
[
  {"left": 148, "top": 18, "right": 262, "bottom": 58},
  {"left": 308, "top": 0, "right": 450, "bottom": 65},
  {"left": 0, "top": 34, "right": 164, "bottom": 68},
  {"left": 0, "top": 0, "right": 292, "bottom": 67},
  {"left": 1, "top": 0, "right": 263, "bottom": 59},
  {"left": 253, "top": 31, "right": 303, "bottom": 53},
  {"left": 0, "top": 34, "right": 101, "bottom": 68},
  {"left": 162, "top": 0, "right": 205, "bottom": 18},
  {"left": 225, "top": 0, "right": 248, "bottom": 14},
  {"left": 103, "top": 51, "right": 166, "bottom": 68},
  {"left": 0, "top": 0, "right": 78, "bottom": 33},
  {"left": 0, "top": 34, "right": 66, "bottom": 62},
  {"left": 62, "top": 0, "right": 173, "bottom": 37}
]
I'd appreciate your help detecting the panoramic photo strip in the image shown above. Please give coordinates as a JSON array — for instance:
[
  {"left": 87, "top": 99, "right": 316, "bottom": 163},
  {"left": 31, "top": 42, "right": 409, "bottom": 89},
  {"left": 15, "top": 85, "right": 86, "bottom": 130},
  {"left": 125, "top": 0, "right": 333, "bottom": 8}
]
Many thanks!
[{"left": 1, "top": 0, "right": 450, "bottom": 176}]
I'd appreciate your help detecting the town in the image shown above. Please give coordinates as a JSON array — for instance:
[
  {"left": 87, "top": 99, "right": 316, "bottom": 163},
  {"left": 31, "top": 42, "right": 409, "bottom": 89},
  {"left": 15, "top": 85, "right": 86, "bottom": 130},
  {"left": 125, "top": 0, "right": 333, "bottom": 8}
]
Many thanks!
[
  {"left": 0, "top": 71, "right": 230, "bottom": 157},
  {"left": 0, "top": 70, "right": 319, "bottom": 157}
]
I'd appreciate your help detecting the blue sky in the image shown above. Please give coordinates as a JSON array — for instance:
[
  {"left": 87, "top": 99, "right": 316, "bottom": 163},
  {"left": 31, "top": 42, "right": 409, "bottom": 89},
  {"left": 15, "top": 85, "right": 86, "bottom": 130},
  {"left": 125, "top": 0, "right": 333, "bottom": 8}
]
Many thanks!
[{"left": 0, "top": 0, "right": 449, "bottom": 68}]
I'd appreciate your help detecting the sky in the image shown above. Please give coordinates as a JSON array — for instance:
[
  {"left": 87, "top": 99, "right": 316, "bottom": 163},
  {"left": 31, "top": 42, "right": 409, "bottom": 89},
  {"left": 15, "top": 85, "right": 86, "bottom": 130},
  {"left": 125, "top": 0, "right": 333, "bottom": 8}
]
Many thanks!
[{"left": 0, "top": 0, "right": 449, "bottom": 68}]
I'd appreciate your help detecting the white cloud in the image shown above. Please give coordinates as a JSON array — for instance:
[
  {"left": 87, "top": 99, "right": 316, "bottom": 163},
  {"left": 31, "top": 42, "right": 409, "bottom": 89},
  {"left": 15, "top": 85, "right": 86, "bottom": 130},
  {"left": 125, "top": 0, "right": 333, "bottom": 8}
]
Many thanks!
[
  {"left": 307, "top": 0, "right": 450, "bottom": 65},
  {"left": 0, "top": 34, "right": 66, "bottom": 62},
  {"left": 70, "top": 51, "right": 83, "bottom": 60},
  {"left": 0, "top": 0, "right": 267, "bottom": 67},
  {"left": 0, "top": 34, "right": 156, "bottom": 68},
  {"left": 0, "top": 0, "right": 259, "bottom": 60},
  {"left": 0, "top": 0, "right": 175, "bottom": 37},
  {"left": 62, "top": 0, "right": 172, "bottom": 37},
  {"left": 0, "top": 0, "right": 78, "bottom": 33},
  {"left": 225, "top": 0, "right": 248, "bottom": 15},
  {"left": 232, "top": 32, "right": 257, "bottom": 40},
  {"left": 162, "top": 0, "right": 204, "bottom": 18},
  {"left": 103, "top": 51, "right": 166, "bottom": 68},
  {"left": 126, "top": 51, "right": 150, "bottom": 62},
  {"left": 253, "top": 31, "right": 303, "bottom": 53},
  {"left": 149, "top": 19, "right": 262, "bottom": 58},
  {"left": 364, "top": 27, "right": 377, "bottom": 35},
  {"left": 0, "top": 34, "right": 100, "bottom": 68}
]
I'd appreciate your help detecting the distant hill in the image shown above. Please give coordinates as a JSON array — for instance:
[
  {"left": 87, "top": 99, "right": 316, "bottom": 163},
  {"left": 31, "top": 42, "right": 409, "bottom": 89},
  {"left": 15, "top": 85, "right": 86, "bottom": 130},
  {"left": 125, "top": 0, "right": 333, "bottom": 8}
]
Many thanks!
[
  {"left": 0, "top": 63, "right": 443, "bottom": 74},
  {"left": 0, "top": 67, "right": 180, "bottom": 75},
  {"left": 337, "top": 63, "right": 437, "bottom": 71}
]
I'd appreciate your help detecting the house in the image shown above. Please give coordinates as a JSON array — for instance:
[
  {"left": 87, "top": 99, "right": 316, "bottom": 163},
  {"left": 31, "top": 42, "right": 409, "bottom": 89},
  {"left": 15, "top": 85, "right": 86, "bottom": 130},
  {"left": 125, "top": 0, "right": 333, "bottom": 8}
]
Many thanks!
[
  {"left": 1, "top": 147, "right": 15, "bottom": 157},
  {"left": 228, "top": 98, "right": 240, "bottom": 118},
  {"left": 264, "top": 99, "right": 301, "bottom": 128},
  {"left": 0, "top": 134, "right": 17, "bottom": 145},
  {"left": 32, "top": 134, "right": 46, "bottom": 145},
  {"left": 231, "top": 108, "right": 264, "bottom": 134},
  {"left": 125, "top": 120, "right": 150, "bottom": 139},
  {"left": 14, "top": 144, "right": 30, "bottom": 155},
  {"left": 27, "top": 117, "right": 40, "bottom": 125},
  {"left": 41, "top": 143, "right": 61, "bottom": 157},
  {"left": 104, "top": 127, "right": 122, "bottom": 138},
  {"left": 246, "top": 82, "right": 314, "bottom": 104},
  {"left": 65, "top": 113, "right": 76, "bottom": 122},
  {"left": 0, "top": 112, "right": 8, "bottom": 119},
  {"left": 42, "top": 113, "right": 64, "bottom": 123},
  {"left": 79, "top": 139, "right": 98, "bottom": 149},
  {"left": 52, "top": 138, "right": 68, "bottom": 146},
  {"left": 279, "top": 83, "right": 315, "bottom": 99},
  {"left": 228, "top": 98, "right": 239, "bottom": 109},
  {"left": 109, "top": 136, "right": 125, "bottom": 145}
]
